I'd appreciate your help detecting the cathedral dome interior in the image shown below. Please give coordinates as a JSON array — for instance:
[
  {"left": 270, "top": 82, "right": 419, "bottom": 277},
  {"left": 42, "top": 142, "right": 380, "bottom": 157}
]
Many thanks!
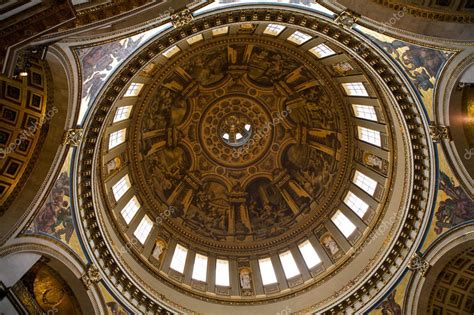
[{"left": 0, "top": 1, "right": 473, "bottom": 315}]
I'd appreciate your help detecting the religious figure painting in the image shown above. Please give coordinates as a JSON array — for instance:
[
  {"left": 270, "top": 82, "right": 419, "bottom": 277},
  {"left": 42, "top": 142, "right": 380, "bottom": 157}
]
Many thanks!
[{"left": 434, "top": 172, "right": 474, "bottom": 235}]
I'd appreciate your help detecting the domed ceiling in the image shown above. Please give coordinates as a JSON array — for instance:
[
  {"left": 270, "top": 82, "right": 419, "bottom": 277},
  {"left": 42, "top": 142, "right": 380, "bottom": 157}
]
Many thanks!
[
  {"left": 130, "top": 37, "right": 352, "bottom": 251},
  {"left": 75, "top": 6, "right": 435, "bottom": 314}
]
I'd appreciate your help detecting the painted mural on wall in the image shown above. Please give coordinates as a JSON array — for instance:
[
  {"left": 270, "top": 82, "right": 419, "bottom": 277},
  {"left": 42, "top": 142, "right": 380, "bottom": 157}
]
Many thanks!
[
  {"left": 357, "top": 26, "right": 452, "bottom": 119},
  {"left": 23, "top": 149, "right": 85, "bottom": 260},
  {"left": 99, "top": 283, "right": 129, "bottom": 315},
  {"left": 76, "top": 24, "right": 170, "bottom": 124},
  {"left": 375, "top": 40, "right": 447, "bottom": 92},
  {"left": 435, "top": 172, "right": 474, "bottom": 234},
  {"left": 375, "top": 290, "right": 402, "bottom": 315}
]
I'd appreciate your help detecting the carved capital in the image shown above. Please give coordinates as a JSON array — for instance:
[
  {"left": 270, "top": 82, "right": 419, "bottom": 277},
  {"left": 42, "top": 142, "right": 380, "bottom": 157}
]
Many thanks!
[
  {"left": 63, "top": 128, "right": 83, "bottom": 146},
  {"left": 171, "top": 9, "right": 193, "bottom": 28},
  {"left": 81, "top": 264, "right": 102, "bottom": 288},
  {"left": 429, "top": 124, "right": 450, "bottom": 142},
  {"left": 408, "top": 253, "right": 430, "bottom": 276},
  {"left": 335, "top": 10, "right": 360, "bottom": 28}
]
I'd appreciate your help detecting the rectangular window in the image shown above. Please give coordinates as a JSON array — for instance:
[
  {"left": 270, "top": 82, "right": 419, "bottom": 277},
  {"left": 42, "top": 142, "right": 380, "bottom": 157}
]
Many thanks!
[
  {"left": 352, "top": 104, "right": 377, "bottom": 121},
  {"left": 298, "top": 240, "right": 321, "bottom": 269},
  {"left": 112, "top": 174, "right": 131, "bottom": 201},
  {"left": 121, "top": 196, "right": 140, "bottom": 224},
  {"left": 331, "top": 210, "right": 357, "bottom": 238},
  {"left": 170, "top": 244, "right": 188, "bottom": 273},
  {"left": 192, "top": 254, "right": 208, "bottom": 282},
  {"left": 309, "top": 43, "right": 336, "bottom": 58},
  {"left": 113, "top": 106, "right": 133, "bottom": 122},
  {"left": 342, "top": 82, "right": 369, "bottom": 96},
  {"left": 133, "top": 215, "right": 153, "bottom": 244},
  {"left": 279, "top": 251, "right": 300, "bottom": 279},
  {"left": 353, "top": 171, "right": 377, "bottom": 196},
  {"left": 263, "top": 24, "right": 286, "bottom": 36},
  {"left": 344, "top": 192, "right": 369, "bottom": 218},
  {"left": 162, "top": 45, "right": 181, "bottom": 58},
  {"left": 287, "top": 31, "right": 311, "bottom": 45},
  {"left": 258, "top": 257, "right": 278, "bottom": 285},
  {"left": 212, "top": 26, "right": 228, "bottom": 36},
  {"left": 357, "top": 126, "right": 381, "bottom": 147},
  {"left": 124, "top": 83, "right": 144, "bottom": 97},
  {"left": 108, "top": 129, "right": 126, "bottom": 149},
  {"left": 215, "top": 259, "right": 230, "bottom": 286}
]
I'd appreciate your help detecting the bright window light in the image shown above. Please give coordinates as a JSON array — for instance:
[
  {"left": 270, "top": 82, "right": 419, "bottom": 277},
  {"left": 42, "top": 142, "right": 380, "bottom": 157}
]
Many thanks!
[
  {"left": 298, "top": 240, "right": 321, "bottom": 269},
  {"left": 192, "top": 254, "right": 208, "bottom": 282},
  {"left": 133, "top": 215, "right": 153, "bottom": 244},
  {"left": 162, "top": 45, "right": 181, "bottom": 58},
  {"left": 170, "top": 244, "right": 188, "bottom": 273},
  {"left": 113, "top": 105, "right": 133, "bottom": 122},
  {"left": 358, "top": 126, "right": 381, "bottom": 146},
  {"left": 331, "top": 210, "right": 356, "bottom": 238},
  {"left": 353, "top": 171, "right": 377, "bottom": 196},
  {"left": 279, "top": 251, "right": 300, "bottom": 279},
  {"left": 263, "top": 24, "right": 285, "bottom": 36},
  {"left": 108, "top": 129, "right": 126, "bottom": 149},
  {"left": 112, "top": 174, "right": 131, "bottom": 201},
  {"left": 258, "top": 258, "right": 278, "bottom": 285},
  {"left": 215, "top": 259, "right": 230, "bottom": 286},
  {"left": 342, "top": 82, "right": 368, "bottom": 96},
  {"left": 352, "top": 104, "right": 377, "bottom": 121},
  {"left": 124, "top": 83, "right": 144, "bottom": 97},
  {"left": 121, "top": 196, "right": 140, "bottom": 224},
  {"left": 187, "top": 34, "right": 204, "bottom": 45},
  {"left": 212, "top": 26, "right": 228, "bottom": 36},
  {"left": 287, "top": 31, "right": 312, "bottom": 45},
  {"left": 344, "top": 192, "right": 369, "bottom": 218},
  {"left": 309, "top": 43, "right": 335, "bottom": 58}
]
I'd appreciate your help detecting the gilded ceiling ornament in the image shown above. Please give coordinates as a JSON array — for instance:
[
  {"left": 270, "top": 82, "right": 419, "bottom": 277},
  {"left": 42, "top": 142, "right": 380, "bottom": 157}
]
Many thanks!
[
  {"left": 63, "top": 128, "right": 83, "bottom": 146},
  {"left": 429, "top": 124, "right": 451, "bottom": 142},
  {"left": 81, "top": 264, "right": 102, "bottom": 289},
  {"left": 171, "top": 8, "right": 194, "bottom": 28},
  {"left": 407, "top": 253, "right": 430, "bottom": 276},
  {"left": 335, "top": 10, "right": 360, "bottom": 29}
]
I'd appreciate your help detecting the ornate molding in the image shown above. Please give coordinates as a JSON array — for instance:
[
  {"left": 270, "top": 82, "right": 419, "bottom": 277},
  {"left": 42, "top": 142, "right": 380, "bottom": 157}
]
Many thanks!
[
  {"left": 335, "top": 10, "right": 360, "bottom": 29},
  {"left": 81, "top": 264, "right": 102, "bottom": 289},
  {"left": 407, "top": 253, "right": 430, "bottom": 276},
  {"left": 429, "top": 124, "right": 451, "bottom": 142},
  {"left": 63, "top": 128, "right": 83, "bottom": 146},
  {"left": 171, "top": 8, "right": 194, "bottom": 28},
  {"left": 370, "top": 0, "right": 474, "bottom": 23}
]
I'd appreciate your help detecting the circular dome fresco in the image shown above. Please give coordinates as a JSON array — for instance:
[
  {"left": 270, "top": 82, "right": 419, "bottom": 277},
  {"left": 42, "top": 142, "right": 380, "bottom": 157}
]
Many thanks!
[
  {"left": 131, "top": 36, "right": 356, "bottom": 252},
  {"left": 76, "top": 6, "right": 435, "bottom": 314}
]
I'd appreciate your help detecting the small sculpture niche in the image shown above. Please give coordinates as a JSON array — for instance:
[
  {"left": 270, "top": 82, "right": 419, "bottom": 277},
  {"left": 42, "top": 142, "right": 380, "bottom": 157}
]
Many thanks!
[
  {"left": 321, "top": 234, "right": 340, "bottom": 256},
  {"left": 239, "top": 267, "right": 253, "bottom": 294},
  {"left": 106, "top": 156, "right": 122, "bottom": 174},
  {"left": 151, "top": 239, "right": 167, "bottom": 263}
]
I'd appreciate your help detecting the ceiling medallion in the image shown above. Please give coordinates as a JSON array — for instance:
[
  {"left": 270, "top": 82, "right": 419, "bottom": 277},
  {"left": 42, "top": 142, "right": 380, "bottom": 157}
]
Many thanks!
[{"left": 219, "top": 112, "right": 253, "bottom": 147}]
